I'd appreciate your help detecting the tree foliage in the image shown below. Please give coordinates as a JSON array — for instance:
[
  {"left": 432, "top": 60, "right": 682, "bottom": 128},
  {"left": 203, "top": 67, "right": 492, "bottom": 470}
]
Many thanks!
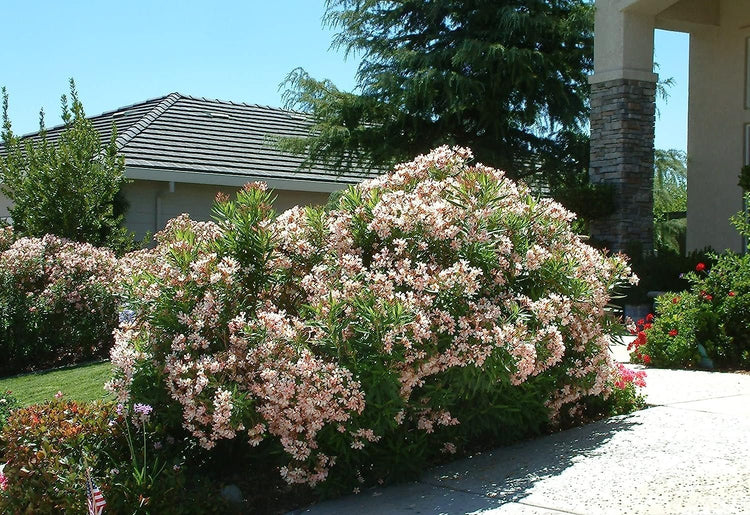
[
  {"left": 0, "top": 80, "right": 135, "bottom": 252},
  {"left": 653, "top": 149, "right": 687, "bottom": 253},
  {"left": 281, "top": 0, "right": 594, "bottom": 184}
]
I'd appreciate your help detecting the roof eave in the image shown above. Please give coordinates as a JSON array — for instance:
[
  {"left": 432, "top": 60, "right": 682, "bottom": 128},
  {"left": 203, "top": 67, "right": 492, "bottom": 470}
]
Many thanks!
[{"left": 125, "top": 166, "right": 356, "bottom": 193}]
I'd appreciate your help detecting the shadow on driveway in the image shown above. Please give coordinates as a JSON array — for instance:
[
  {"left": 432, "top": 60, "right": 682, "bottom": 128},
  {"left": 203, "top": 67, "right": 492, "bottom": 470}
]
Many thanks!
[{"left": 299, "top": 415, "right": 642, "bottom": 514}]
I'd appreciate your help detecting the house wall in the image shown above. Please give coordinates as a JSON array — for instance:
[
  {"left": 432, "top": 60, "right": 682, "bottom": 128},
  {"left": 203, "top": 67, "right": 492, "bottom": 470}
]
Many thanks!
[
  {"left": 685, "top": 1, "right": 750, "bottom": 252},
  {"left": 123, "top": 180, "right": 332, "bottom": 240},
  {"left": 0, "top": 181, "right": 333, "bottom": 240},
  {"left": 593, "top": 0, "right": 750, "bottom": 253},
  {"left": 0, "top": 193, "right": 11, "bottom": 221}
]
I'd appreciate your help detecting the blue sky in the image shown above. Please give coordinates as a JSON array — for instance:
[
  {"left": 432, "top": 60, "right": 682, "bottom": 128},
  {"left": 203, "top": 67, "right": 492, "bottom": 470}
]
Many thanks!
[
  {"left": 1, "top": 1, "right": 358, "bottom": 135},
  {"left": 2, "top": 1, "right": 689, "bottom": 152},
  {"left": 654, "top": 29, "right": 690, "bottom": 152}
]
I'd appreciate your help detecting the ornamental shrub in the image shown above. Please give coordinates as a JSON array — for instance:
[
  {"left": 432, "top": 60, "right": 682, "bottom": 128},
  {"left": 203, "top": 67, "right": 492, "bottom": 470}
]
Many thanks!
[
  {"left": 634, "top": 255, "right": 750, "bottom": 369},
  {"left": 0, "top": 400, "right": 120, "bottom": 512},
  {"left": 108, "top": 147, "right": 637, "bottom": 495},
  {"left": 633, "top": 195, "right": 750, "bottom": 369},
  {"left": 0, "top": 235, "right": 122, "bottom": 375},
  {"left": 0, "top": 399, "right": 221, "bottom": 514}
]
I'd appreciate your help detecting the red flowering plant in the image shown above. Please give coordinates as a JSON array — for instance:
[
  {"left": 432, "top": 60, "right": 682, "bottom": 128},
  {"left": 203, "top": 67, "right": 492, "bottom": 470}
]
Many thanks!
[
  {"left": 627, "top": 315, "right": 653, "bottom": 364},
  {"left": 633, "top": 199, "right": 750, "bottom": 369}
]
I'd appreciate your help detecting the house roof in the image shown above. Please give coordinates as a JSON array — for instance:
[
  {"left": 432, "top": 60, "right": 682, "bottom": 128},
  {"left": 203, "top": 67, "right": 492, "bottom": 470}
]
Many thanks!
[{"left": 2, "top": 93, "right": 375, "bottom": 190}]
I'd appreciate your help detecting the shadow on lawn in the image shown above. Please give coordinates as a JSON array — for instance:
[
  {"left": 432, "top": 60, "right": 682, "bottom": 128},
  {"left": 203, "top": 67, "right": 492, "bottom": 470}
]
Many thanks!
[{"left": 296, "top": 415, "right": 641, "bottom": 514}]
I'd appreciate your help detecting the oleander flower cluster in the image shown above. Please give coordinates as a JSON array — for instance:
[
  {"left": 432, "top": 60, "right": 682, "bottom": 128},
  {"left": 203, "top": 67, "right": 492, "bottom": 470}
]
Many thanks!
[
  {"left": 277, "top": 146, "right": 636, "bottom": 421},
  {"left": 0, "top": 234, "right": 122, "bottom": 373},
  {"left": 108, "top": 147, "right": 637, "bottom": 488}
]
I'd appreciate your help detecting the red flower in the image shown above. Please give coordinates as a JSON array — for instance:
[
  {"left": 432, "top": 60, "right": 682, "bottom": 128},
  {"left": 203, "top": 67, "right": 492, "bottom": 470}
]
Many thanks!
[
  {"left": 669, "top": 329, "right": 678, "bottom": 337},
  {"left": 729, "top": 291, "right": 736, "bottom": 297},
  {"left": 646, "top": 313, "right": 654, "bottom": 322},
  {"left": 672, "top": 297, "right": 680, "bottom": 304},
  {"left": 642, "top": 354, "right": 652, "bottom": 364},
  {"left": 700, "top": 291, "right": 713, "bottom": 301},
  {"left": 695, "top": 262, "right": 706, "bottom": 272}
]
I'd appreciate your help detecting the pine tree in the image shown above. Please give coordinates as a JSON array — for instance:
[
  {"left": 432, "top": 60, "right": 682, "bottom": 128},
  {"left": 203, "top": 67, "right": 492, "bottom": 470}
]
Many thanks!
[{"left": 281, "top": 0, "right": 593, "bottom": 185}]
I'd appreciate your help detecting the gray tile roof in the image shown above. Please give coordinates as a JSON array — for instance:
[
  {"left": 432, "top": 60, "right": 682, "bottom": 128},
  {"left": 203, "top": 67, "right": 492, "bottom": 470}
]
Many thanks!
[{"left": 2, "top": 93, "right": 375, "bottom": 187}]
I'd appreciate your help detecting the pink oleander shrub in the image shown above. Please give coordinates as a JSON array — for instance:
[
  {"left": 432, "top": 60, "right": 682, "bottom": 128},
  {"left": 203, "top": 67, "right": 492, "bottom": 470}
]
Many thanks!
[
  {"left": 0, "top": 234, "right": 122, "bottom": 375},
  {"left": 108, "top": 147, "right": 639, "bottom": 496}
]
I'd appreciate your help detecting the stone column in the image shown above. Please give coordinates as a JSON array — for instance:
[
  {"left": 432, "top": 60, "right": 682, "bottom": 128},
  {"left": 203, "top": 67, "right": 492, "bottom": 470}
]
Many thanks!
[
  {"left": 589, "top": 1, "right": 659, "bottom": 254},
  {"left": 589, "top": 78, "right": 656, "bottom": 253}
]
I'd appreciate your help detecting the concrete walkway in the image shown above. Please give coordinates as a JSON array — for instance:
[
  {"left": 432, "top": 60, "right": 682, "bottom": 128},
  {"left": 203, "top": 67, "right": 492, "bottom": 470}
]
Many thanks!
[{"left": 295, "top": 347, "right": 750, "bottom": 514}]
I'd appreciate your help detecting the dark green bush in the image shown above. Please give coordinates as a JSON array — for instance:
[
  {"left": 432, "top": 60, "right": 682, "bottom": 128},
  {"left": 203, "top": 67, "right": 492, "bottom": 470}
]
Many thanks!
[{"left": 1, "top": 81, "right": 137, "bottom": 254}]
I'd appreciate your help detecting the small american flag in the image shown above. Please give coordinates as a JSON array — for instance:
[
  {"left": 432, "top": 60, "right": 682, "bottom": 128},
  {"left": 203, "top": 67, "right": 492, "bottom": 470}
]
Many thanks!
[{"left": 85, "top": 468, "right": 106, "bottom": 515}]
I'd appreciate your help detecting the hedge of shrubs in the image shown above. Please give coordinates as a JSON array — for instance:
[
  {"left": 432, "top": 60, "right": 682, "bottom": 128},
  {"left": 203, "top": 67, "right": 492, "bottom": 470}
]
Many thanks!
[
  {"left": 0, "top": 231, "right": 122, "bottom": 375},
  {"left": 0, "top": 148, "right": 646, "bottom": 511}
]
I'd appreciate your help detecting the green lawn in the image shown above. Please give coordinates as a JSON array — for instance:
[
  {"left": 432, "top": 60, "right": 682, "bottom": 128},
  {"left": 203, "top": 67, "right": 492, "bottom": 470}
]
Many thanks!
[{"left": 0, "top": 361, "right": 114, "bottom": 406}]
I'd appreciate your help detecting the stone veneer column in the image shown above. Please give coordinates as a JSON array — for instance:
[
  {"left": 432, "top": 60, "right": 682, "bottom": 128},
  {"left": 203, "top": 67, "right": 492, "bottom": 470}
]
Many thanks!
[{"left": 589, "top": 78, "right": 656, "bottom": 254}]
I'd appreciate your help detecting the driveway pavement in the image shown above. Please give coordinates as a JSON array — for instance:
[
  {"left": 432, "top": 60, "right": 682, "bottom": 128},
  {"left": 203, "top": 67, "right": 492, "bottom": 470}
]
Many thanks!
[{"left": 294, "top": 345, "right": 750, "bottom": 514}]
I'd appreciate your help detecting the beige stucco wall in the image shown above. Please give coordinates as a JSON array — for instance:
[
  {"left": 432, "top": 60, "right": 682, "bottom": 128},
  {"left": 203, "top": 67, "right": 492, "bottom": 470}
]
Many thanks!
[
  {"left": 123, "top": 180, "right": 332, "bottom": 240},
  {"left": 0, "top": 181, "right": 333, "bottom": 239},
  {"left": 684, "top": 1, "right": 750, "bottom": 252},
  {"left": 592, "top": 0, "right": 659, "bottom": 84},
  {"left": 0, "top": 192, "right": 11, "bottom": 221}
]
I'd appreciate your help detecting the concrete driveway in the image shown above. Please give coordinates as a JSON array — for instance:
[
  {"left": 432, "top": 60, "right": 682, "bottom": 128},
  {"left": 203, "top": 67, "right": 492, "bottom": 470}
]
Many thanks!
[{"left": 295, "top": 362, "right": 750, "bottom": 514}]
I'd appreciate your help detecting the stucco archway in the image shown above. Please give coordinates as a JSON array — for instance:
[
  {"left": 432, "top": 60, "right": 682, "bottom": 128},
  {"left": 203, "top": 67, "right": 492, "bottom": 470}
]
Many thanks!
[{"left": 590, "top": 0, "right": 748, "bottom": 254}]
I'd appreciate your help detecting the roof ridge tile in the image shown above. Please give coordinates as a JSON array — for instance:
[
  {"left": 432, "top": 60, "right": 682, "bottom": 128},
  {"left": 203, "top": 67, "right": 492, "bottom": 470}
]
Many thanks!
[
  {"left": 176, "top": 93, "right": 307, "bottom": 115},
  {"left": 115, "top": 93, "right": 182, "bottom": 151}
]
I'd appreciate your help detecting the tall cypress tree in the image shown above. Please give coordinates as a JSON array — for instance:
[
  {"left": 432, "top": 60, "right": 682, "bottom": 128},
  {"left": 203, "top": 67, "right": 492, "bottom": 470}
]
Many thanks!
[{"left": 0, "top": 79, "right": 135, "bottom": 253}]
